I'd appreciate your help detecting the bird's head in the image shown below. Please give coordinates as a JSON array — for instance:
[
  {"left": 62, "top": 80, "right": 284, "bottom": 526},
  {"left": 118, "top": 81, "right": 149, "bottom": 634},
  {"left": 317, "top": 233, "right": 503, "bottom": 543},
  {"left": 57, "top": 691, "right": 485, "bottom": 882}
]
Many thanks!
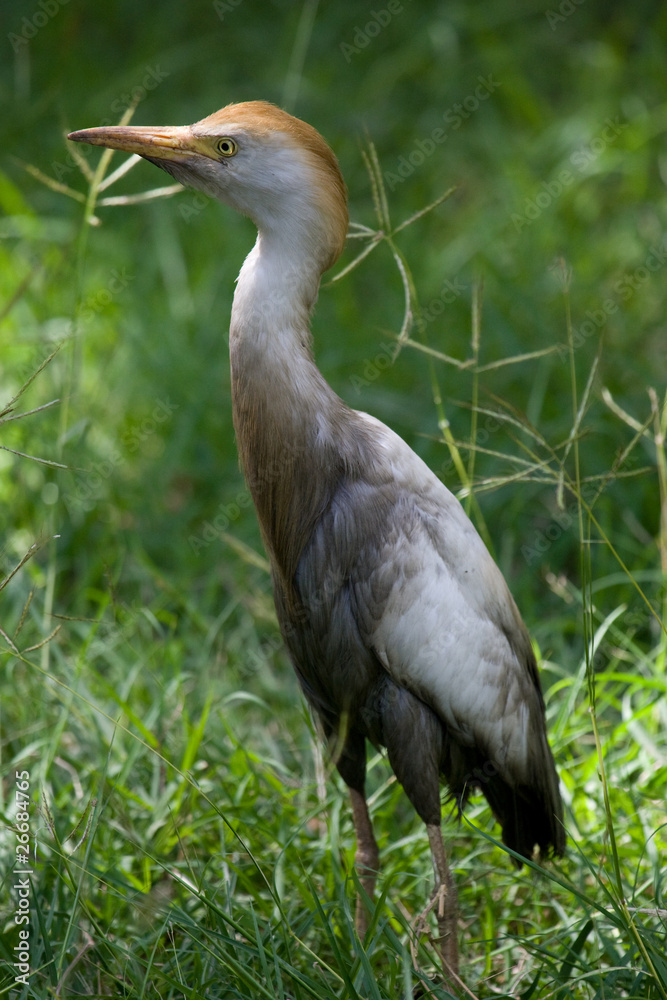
[{"left": 68, "top": 101, "right": 349, "bottom": 273}]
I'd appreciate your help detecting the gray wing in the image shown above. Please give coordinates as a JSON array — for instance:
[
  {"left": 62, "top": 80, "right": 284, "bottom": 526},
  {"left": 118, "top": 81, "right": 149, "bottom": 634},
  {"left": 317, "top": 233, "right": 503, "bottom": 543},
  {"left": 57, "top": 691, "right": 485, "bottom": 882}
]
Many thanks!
[
  {"left": 348, "top": 414, "right": 552, "bottom": 788},
  {"left": 284, "top": 410, "right": 563, "bottom": 855},
  {"left": 292, "top": 412, "right": 552, "bottom": 785}
]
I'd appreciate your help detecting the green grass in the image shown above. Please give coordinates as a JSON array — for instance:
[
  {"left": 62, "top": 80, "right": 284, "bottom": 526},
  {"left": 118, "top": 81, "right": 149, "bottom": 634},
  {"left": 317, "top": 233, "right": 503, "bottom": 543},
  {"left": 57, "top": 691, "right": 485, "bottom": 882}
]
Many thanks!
[
  {"left": 1, "top": 495, "right": 666, "bottom": 997},
  {"left": 2, "top": 2, "right": 667, "bottom": 997}
]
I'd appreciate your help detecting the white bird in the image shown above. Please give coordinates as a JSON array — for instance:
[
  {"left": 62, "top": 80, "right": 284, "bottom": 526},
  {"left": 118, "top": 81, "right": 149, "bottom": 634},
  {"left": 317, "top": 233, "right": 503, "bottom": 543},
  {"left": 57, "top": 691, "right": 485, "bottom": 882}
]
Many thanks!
[{"left": 69, "top": 101, "right": 564, "bottom": 980}]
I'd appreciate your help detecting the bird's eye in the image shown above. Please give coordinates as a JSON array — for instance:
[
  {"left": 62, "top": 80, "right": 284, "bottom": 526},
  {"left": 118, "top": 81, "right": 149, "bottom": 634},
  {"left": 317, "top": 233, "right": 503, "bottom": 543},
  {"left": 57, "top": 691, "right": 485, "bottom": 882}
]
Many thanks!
[{"left": 216, "top": 137, "right": 238, "bottom": 158}]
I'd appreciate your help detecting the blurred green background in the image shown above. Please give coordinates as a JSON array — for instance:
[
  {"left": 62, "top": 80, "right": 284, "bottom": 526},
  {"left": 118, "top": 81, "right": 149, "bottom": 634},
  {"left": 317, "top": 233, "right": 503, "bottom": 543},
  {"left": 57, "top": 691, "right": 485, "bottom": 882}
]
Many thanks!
[
  {"left": 2, "top": 2, "right": 667, "bottom": 995},
  {"left": 2, "top": 0, "right": 665, "bottom": 652},
  {"left": 1, "top": 1, "right": 664, "bottom": 616}
]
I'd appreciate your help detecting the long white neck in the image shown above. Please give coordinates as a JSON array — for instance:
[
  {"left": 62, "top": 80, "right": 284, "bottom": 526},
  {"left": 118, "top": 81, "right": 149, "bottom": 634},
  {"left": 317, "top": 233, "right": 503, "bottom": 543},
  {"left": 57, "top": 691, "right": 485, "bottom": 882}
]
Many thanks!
[
  {"left": 228, "top": 233, "right": 358, "bottom": 597},
  {"left": 231, "top": 234, "right": 320, "bottom": 358}
]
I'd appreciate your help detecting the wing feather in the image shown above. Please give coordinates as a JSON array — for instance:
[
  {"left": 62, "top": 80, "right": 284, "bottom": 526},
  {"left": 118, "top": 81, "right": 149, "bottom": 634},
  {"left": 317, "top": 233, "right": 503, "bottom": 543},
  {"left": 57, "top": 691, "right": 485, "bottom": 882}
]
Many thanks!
[
  {"left": 286, "top": 409, "right": 563, "bottom": 854},
  {"left": 345, "top": 414, "right": 549, "bottom": 786}
]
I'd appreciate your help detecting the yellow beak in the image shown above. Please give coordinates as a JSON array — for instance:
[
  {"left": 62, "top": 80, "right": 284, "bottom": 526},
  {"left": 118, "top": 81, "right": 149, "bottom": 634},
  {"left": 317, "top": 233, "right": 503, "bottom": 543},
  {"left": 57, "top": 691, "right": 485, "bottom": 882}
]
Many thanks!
[{"left": 67, "top": 124, "right": 202, "bottom": 162}]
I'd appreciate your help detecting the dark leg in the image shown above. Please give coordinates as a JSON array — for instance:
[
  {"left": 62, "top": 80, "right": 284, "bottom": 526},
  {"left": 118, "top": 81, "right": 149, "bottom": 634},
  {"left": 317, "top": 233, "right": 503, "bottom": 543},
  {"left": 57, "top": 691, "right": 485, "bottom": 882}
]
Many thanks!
[
  {"left": 332, "top": 726, "right": 379, "bottom": 937},
  {"left": 380, "top": 685, "right": 460, "bottom": 980},
  {"left": 427, "top": 822, "right": 459, "bottom": 978},
  {"left": 349, "top": 786, "right": 380, "bottom": 937}
]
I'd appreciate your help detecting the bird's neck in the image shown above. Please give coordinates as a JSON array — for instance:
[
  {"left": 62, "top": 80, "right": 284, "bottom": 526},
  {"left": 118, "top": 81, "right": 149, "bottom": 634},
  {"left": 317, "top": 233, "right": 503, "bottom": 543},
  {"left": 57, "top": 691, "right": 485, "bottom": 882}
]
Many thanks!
[{"left": 228, "top": 235, "right": 352, "bottom": 594}]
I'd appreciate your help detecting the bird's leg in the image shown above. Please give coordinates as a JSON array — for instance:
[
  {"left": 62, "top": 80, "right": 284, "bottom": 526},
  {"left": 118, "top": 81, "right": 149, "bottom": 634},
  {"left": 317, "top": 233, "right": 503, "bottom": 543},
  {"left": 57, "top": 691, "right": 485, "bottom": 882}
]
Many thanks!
[
  {"left": 349, "top": 786, "right": 380, "bottom": 938},
  {"left": 426, "top": 823, "right": 459, "bottom": 978}
]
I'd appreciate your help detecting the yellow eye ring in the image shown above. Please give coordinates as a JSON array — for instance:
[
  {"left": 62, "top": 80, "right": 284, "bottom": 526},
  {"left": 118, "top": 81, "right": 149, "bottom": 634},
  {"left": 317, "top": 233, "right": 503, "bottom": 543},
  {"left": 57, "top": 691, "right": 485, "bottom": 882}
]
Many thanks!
[{"left": 216, "top": 137, "right": 238, "bottom": 157}]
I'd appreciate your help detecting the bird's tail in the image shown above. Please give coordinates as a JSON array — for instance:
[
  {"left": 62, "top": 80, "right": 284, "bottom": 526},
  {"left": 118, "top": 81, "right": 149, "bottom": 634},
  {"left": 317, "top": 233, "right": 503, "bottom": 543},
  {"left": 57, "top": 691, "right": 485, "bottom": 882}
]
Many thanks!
[
  {"left": 482, "top": 772, "right": 565, "bottom": 863},
  {"left": 447, "top": 741, "right": 565, "bottom": 864}
]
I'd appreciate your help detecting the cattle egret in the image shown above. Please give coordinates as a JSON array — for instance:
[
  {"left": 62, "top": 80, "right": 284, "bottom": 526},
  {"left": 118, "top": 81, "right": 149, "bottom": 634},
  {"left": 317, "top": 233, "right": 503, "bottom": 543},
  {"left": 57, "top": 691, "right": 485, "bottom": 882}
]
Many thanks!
[{"left": 69, "top": 102, "right": 565, "bottom": 980}]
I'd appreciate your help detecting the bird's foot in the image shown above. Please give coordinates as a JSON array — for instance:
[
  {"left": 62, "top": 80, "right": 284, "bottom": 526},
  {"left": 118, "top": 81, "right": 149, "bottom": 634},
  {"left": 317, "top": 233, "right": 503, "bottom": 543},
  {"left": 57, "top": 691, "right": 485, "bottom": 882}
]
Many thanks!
[
  {"left": 409, "top": 883, "right": 460, "bottom": 990},
  {"left": 432, "top": 882, "right": 447, "bottom": 920}
]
